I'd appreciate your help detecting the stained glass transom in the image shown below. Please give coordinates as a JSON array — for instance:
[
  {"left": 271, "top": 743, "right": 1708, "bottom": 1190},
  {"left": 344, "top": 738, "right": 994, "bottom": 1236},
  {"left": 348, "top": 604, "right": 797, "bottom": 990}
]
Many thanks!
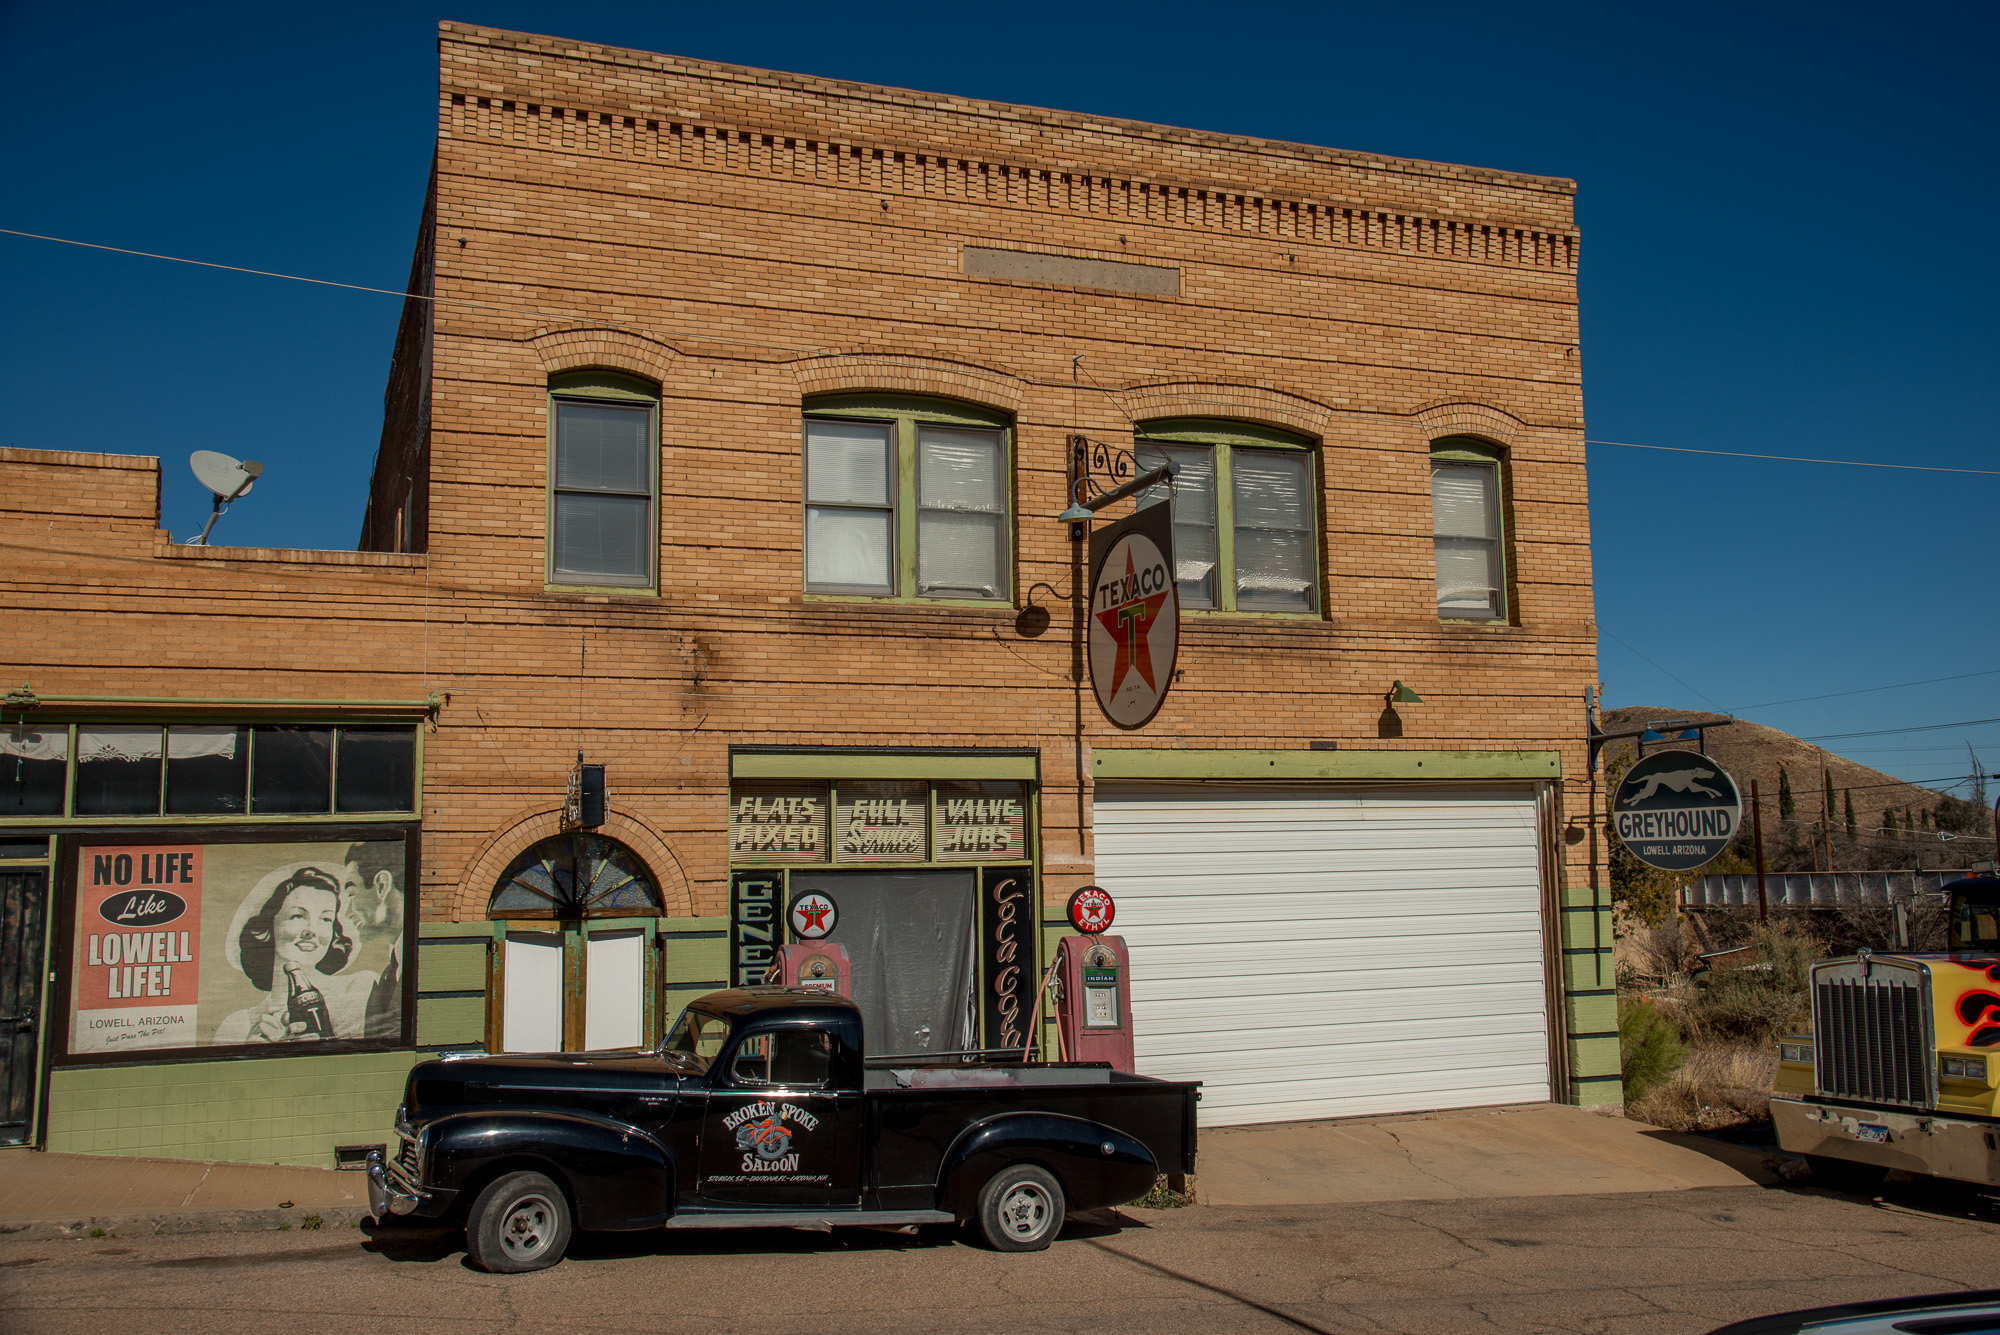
[{"left": 490, "top": 833, "right": 661, "bottom": 917}]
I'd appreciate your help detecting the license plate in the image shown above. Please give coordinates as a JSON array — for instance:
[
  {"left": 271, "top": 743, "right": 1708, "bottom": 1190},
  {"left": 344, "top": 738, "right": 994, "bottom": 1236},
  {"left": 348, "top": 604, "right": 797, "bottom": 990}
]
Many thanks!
[{"left": 1855, "top": 1124, "right": 1890, "bottom": 1143}]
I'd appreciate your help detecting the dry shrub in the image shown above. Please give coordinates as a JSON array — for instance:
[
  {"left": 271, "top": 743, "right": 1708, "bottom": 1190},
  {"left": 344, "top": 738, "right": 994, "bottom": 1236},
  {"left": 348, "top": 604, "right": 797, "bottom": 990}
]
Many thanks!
[
  {"left": 1619, "top": 996, "right": 1687, "bottom": 1102},
  {"left": 1682, "top": 919, "right": 1821, "bottom": 1047},
  {"left": 1627, "top": 1044, "right": 1779, "bottom": 1133}
]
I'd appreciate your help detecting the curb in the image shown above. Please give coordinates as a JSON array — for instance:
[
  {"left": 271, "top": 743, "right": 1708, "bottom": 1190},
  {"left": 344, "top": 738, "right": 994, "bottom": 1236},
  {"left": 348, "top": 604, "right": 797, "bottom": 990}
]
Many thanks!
[{"left": 0, "top": 1206, "right": 380, "bottom": 1242}]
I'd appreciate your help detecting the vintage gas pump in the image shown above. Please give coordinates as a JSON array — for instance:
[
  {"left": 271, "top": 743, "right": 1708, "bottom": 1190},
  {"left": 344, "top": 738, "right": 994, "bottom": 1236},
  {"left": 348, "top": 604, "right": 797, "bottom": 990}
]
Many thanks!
[
  {"left": 1054, "top": 886, "right": 1135, "bottom": 1072},
  {"left": 770, "top": 889, "right": 850, "bottom": 995}
]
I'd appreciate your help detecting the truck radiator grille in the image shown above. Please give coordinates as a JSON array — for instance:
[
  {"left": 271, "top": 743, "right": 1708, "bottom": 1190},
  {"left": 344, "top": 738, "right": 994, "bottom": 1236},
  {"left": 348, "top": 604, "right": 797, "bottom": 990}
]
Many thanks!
[{"left": 1813, "top": 976, "right": 1929, "bottom": 1107}]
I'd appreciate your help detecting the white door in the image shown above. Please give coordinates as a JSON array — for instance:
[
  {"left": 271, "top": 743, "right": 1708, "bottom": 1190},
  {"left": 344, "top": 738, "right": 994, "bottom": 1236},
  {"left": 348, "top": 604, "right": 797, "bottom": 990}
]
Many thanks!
[
  {"left": 1092, "top": 783, "right": 1550, "bottom": 1126},
  {"left": 583, "top": 929, "right": 645, "bottom": 1050},
  {"left": 500, "top": 931, "right": 564, "bottom": 1053}
]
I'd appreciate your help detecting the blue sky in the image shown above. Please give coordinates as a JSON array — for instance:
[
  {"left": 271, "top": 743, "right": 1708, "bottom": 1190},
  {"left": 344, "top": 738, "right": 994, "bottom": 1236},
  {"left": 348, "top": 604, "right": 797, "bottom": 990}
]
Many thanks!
[{"left": 2, "top": 1, "right": 1993, "bottom": 795}]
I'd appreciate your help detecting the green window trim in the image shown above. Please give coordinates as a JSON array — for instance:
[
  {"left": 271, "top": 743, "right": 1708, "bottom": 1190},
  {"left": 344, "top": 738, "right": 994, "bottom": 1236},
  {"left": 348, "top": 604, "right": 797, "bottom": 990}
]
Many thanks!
[
  {"left": 1134, "top": 418, "right": 1322, "bottom": 616},
  {"left": 731, "top": 750, "right": 1039, "bottom": 781},
  {"left": 1091, "top": 747, "right": 1560, "bottom": 781},
  {"left": 803, "top": 394, "right": 1015, "bottom": 605},
  {"left": 547, "top": 370, "right": 661, "bottom": 595},
  {"left": 1429, "top": 435, "right": 1511, "bottom": 625}
]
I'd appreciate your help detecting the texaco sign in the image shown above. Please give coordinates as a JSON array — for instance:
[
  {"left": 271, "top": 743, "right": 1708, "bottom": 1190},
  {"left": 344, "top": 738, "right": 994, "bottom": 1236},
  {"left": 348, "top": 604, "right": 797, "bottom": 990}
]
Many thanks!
[{"left": 1087, "top": 501, "right": 1179, "bottom": 729}]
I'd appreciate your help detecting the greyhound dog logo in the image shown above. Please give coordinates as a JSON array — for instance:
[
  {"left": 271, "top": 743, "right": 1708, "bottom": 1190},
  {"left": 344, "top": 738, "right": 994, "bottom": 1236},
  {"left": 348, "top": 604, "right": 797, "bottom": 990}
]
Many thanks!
[
  {"left": 736, "top": 1115, "right": 792, "bottom": 1162},
  {"left": 1626, "top": 766, "right": 1724, "bottom": 803}
]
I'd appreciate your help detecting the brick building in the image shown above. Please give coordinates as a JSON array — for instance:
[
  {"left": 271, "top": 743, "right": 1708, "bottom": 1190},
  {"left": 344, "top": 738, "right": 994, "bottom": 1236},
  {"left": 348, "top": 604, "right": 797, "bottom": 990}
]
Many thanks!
[{"left": 0, "top": 23, "right": 1609, "bottom": 1165}]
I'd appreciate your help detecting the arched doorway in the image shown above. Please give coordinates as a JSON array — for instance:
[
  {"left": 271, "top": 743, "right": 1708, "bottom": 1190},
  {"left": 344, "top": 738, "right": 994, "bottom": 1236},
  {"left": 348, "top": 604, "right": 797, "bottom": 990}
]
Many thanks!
[{"left": 489, "top": 833, "right": 662, "bottom": 1052}]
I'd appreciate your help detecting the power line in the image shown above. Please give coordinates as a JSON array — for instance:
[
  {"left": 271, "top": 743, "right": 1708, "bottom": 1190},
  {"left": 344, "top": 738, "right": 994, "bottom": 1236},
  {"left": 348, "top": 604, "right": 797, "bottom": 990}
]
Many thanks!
[
  {"left": 1803, "top": 717, "right": 2000, "bottom": 742},
  {"left": 1728, "top": 667, "right": 2000, "bottom": 712},
  {"left": 1599, "top": 629, "right": 1727, "bottom": 712},
  {"left": 1588, "top": 438, "right": 2000, "bottom": 478}
]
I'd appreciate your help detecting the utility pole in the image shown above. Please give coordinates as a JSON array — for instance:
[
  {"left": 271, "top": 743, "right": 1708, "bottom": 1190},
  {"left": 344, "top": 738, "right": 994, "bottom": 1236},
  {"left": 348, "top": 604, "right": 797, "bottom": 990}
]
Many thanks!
[{"left": 1752, "top": 778, "right": 1768, "bottom": 923}]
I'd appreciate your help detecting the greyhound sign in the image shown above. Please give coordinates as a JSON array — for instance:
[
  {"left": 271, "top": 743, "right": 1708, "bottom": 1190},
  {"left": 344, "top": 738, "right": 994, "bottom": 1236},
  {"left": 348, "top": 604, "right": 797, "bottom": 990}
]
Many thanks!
[{"left": 1613, "top": 750, "right": 1743, "bottom": 872}]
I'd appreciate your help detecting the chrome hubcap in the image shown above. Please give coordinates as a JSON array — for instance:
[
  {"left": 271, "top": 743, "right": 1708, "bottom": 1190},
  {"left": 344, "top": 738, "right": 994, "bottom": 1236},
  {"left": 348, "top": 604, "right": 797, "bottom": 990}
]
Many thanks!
[
  {"left": 999, "top": 1183, "right": 1051, "bottom": 1240},
  {"left": 499, "top": 1193, "right": 557, "bottom": 1261}
]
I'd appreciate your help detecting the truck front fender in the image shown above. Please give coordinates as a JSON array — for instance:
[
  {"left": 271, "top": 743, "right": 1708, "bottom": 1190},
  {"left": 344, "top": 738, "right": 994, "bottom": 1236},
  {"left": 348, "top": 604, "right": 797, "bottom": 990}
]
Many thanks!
[
  {"left": 939, "top": 1112, "right": 1157, "bottom": 1217},
  {"left": 423, "top": 1110, "right": 675, "bottom": 1231}
]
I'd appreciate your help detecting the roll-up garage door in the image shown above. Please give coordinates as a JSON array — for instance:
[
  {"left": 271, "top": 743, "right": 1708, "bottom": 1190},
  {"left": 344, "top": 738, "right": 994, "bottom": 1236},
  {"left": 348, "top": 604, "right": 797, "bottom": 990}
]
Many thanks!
[{"left": 1092, "top": 783, "right": 1550, "bottom": 1126}]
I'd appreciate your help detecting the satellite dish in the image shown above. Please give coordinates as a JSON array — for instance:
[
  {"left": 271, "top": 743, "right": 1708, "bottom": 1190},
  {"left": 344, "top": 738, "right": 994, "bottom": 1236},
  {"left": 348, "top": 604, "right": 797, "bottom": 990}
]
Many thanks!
[
  {"left": 185, "top": 451, "right": 265, "bottom": 546},
  {"left": 191, "top": 450, "right": 261, "bottom": 500}
]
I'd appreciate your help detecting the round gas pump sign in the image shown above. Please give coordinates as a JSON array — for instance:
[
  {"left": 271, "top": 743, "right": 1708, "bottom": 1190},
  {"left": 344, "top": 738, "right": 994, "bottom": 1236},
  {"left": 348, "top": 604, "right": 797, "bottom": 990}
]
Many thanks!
[
  {"left": 788, "top": 891, "right": 838, "bottom": 940},
  {"left": 1067, "top": 885, "right": 1116, "bottom": 934}
]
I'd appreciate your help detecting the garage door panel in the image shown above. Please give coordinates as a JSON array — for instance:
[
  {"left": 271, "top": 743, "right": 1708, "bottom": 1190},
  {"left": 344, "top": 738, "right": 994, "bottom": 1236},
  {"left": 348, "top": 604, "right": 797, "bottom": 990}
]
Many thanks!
[{"left": 1094, "top": 782, "right": 1550, "bottom": 1126}]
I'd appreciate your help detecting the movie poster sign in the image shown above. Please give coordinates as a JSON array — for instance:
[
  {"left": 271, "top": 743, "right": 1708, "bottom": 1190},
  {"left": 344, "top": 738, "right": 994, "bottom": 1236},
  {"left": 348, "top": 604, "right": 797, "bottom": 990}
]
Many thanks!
[{"left": 68, "top": 836, "right": 408, "bottom": 1059}]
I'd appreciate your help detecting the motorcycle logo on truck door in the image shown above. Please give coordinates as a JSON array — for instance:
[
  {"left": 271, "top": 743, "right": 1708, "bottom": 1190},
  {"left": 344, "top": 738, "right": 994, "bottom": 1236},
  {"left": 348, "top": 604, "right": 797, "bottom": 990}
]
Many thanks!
[{"left": 715, "top": 1101, "right": 824, "bottom": 1180}]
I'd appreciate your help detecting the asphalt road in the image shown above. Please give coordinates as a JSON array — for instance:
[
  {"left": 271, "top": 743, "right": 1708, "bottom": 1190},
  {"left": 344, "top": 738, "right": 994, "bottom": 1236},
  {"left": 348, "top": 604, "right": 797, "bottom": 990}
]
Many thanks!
[{"left": 6, "top": 1181, "right": 2000, "bottom": 1335}]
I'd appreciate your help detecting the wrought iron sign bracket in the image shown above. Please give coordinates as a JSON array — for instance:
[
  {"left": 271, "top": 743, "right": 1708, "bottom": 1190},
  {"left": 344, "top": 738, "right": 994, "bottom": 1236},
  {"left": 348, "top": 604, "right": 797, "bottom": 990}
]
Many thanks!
[{"left": 1063, "top": 435, "right": 1177, "bottom": 541}]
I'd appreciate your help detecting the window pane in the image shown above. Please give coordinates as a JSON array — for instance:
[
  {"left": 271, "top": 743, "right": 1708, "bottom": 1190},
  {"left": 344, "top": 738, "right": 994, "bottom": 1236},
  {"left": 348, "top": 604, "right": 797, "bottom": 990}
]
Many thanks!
[
  {"left": 165, "top": 725, "right": 248, "bottom": 815},
  {"left": 917, "top": 509, "right": 1005, "bottom": 598},
  {"left": 553, "top": 492, "right": 650, "bottom": 582},
  {"left": 1233, "top": 450, "right": 1314, "bottom": 612},
  {"left": 805, "top": 506, "right": 892, "bottom": 589},
  {"left": 251, "top": 725, "right": 331, "bottom": 814},
  {"left": 805, "top": 419, "right": 891, "bottom": 505},
  {"left": 1432, "top": 463, "right": 1497, "bottom": 540},
  {"left": 1137, "top": 444, "right": 1217, "bottom": 608},
  {"left": 1436, "top": 537, "right": 1501, "bottom": 618},
  {"left": 1, "top": 726, "right": 68, "bottom": 816},
  {"left": 554, "top": 401, "right": 650, "bottom": 494},
  {"left": 918, "top": 426, "right": 1003, "bottom": 512},
  {"left": 74, "top": 726, "right": 162, "bottom": 816},
  {"left": 336, "top": 727, "right": 417, "bottom": 813}
]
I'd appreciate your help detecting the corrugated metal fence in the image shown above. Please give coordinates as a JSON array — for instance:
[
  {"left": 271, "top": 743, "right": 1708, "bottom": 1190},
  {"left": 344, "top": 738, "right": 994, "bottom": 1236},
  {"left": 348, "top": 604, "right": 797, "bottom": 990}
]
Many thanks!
[{"left": 1683, "top": 870, "right": 1972, "bottom": 909}]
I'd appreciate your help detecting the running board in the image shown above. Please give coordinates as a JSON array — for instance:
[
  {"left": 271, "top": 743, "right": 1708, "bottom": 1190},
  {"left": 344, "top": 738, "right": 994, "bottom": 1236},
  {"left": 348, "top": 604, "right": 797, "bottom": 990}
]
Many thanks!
[{"left": 663, "top": 1209, "right": 952, "bottom": 1231}]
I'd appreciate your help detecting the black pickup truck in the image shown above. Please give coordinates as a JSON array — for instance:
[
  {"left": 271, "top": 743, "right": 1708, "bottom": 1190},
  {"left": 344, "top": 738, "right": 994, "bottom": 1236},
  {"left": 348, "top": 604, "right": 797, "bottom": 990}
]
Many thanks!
[{"left": 368, "top": 986, "right": 1199, "bottom": 1271}]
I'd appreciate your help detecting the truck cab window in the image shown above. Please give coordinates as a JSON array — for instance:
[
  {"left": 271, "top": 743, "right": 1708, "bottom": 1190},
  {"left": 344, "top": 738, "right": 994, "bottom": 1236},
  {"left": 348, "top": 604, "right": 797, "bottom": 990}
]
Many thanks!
[
  {"left": 729, "top": 1030, "right": 833, "bottom": 1088},
  {"left": 1951, "top": 894, "right": 2000, "bottom": 951},
  {"left": 659, "top": 1007, "right": 730, "bottom": 1072}
]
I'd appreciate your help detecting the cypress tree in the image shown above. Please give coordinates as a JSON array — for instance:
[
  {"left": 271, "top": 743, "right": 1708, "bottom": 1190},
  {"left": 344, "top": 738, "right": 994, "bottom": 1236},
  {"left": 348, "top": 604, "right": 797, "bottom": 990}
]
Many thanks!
[
  {"left": 1779, "top": 767, "right": 1795, "bottom": 822},
  {"left": 1883, "top": 809, "right": 1897, "bottom": 837},
  {"left": 1823, "top": 770, "right": 1837, "bottom": 830},
  {"left": 1844, "top": 789, "right": 1857, "bottom": 838}
]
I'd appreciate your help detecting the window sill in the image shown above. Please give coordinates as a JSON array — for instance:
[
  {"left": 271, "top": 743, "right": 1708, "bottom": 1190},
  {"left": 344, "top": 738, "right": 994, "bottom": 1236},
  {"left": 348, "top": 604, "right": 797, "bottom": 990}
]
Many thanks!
[
  {"left": 1179, "top": 607, "right": 1323, "bottom": 620},
  {"left": 543, "top": 583, "right": 659, "bottom": 599},
  {"left": 804, "top": 592, "right": 1014, "bottom": 609}
]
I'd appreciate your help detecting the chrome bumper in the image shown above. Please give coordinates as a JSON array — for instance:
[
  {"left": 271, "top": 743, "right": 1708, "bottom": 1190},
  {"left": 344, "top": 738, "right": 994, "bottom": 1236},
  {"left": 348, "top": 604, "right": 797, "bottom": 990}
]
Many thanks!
[
  {"left": 365, "top": 1148, "right": 424, "bottom": 1218},
  {"left": 1772, "top": 1096, "right": 2000, "bottom": 1186}
]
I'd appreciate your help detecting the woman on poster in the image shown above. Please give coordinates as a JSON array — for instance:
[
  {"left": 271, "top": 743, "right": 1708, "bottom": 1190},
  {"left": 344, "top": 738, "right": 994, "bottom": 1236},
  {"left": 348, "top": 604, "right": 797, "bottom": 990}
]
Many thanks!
[{"left": 212, "top": 864, "right": 380, "bottom": 1044}]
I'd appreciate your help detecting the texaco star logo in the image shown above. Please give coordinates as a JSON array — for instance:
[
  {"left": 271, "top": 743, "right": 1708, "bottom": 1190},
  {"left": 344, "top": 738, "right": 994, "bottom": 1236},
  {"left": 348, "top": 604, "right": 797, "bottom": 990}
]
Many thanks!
[
  {"left": 1087, "top": 506, "right": 1179, "bottom": 729},
  {"left": 1067, "top": 885, "right": 1116, "bottom": 934},
  {"left": 788, "top": 891, "right": 837, "bottom": 940}
]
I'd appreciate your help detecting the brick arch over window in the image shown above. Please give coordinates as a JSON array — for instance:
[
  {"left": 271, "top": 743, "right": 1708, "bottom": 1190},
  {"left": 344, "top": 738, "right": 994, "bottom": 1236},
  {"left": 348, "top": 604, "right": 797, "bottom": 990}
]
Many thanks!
[
  {"left": 1407, "top": 400, "right": 1525, "bottom": 449},
  {"left": 526, "top": 325, "right": 680, "bottom": 385},
  {"left": 789, "top": 354, "right": 1025, "bottom": 415},
  {"left": 1113, "top": 382, "right": 1333, "bottom": 441},
  {"left": 450, "top": 806, "right": 693, "bottom": 920}
]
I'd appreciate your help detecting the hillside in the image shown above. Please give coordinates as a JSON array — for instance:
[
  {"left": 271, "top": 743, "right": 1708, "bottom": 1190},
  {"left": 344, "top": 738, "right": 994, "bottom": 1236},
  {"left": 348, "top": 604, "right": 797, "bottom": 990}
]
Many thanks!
[{"left": 1599, "top": 705, "right": 1991, "bottom": 871}]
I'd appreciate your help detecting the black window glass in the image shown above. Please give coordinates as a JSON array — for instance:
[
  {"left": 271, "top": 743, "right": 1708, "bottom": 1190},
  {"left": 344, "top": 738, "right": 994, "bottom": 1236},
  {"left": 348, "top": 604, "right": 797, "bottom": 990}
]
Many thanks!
[
  {"left": 251, "top": 726, "right": 331, "bottom": 814},
  {"left": 74, "top": 726, "right": 163, "bottom": 816},
  {"left": 336, "top": 727, "right": 417, "bottom": 813},
  {"left": 165, "top": 725, "right": 249, "bottom": 815},
  {"left": 1, "top": 726, "right": 68, "bottom": 817}
]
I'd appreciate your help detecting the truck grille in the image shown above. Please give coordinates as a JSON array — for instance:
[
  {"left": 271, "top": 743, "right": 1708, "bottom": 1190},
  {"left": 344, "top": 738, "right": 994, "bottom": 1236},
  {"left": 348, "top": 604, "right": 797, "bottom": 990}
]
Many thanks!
[{"left": 1813, "top": 970, "right": 1930, "bottom": 1108}]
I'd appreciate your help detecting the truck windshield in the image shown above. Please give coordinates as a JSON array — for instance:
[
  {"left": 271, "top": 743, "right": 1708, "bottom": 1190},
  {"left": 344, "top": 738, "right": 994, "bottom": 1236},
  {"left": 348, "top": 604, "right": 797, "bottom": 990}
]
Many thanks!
[
  {"left": 1949, "top": 894, "right": 2000, "bottom": 951},
  {"left": 659, "top": 1007, "right": 730, "bottom": 1072}
]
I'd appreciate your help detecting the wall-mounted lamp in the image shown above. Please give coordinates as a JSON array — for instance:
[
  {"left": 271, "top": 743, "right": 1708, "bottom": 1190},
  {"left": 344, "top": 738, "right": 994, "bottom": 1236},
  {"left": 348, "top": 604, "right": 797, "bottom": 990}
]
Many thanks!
[{"left": 1387, "top": 681, "right": 1424, "bottom": 705}]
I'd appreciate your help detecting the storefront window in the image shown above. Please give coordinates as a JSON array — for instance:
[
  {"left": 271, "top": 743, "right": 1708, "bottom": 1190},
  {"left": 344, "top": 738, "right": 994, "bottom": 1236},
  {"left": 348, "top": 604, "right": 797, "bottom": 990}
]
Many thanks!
[
  {"left": 165, "top": 726, "right": 249, "bottom": 815},
  {"left": 74, "top": 726, "right": 164, "bottom": 816},
  {"left": 251, "top": 726, "right": 332, "bottom": 815},
  {"left": 1, "top": 725, "right": 67, "bottom": 815}
]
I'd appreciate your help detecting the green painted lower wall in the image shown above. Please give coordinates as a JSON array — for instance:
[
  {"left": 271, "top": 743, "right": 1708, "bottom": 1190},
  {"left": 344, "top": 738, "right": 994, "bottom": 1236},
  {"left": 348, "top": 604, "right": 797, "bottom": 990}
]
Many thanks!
[
  {"left": 47, "top": 1049, "right": 417, "bottom": 1166},
  {"left": 1561, "top": 880, "right": 1623, "bottom": 1105}
]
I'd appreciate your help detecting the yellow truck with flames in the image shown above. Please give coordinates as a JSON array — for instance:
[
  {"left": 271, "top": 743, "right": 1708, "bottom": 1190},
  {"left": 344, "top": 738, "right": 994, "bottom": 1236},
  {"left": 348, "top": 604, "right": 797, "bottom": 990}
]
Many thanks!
[{"left": 1772, "top": 874, "right": 2000, "bottom": 1189}]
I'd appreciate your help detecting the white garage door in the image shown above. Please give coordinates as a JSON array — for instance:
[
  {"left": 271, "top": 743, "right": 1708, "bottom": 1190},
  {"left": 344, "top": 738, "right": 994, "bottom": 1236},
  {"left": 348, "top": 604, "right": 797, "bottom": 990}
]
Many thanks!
[{"left": 1092, "top": 783, "right": 1550, "bottom": 1126}]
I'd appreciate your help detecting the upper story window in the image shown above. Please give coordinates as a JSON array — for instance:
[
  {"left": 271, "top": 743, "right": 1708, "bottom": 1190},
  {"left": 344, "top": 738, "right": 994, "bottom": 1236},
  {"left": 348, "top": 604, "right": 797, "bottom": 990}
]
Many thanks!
[
  {"left": 1136, "top": 420, "right": 1319, "bottom": 614},
  {"left": 549, "top": 371, "right": 659, "bottom": 590},
  {"left": 0, "top": 722, "right": 418, "bottom": 820},
  {"left": 803, "top": 395, "right": 1012, "bottom": 602},
  {"left": 1430, "top": 437, "right": 1508, "bottom": 622}
]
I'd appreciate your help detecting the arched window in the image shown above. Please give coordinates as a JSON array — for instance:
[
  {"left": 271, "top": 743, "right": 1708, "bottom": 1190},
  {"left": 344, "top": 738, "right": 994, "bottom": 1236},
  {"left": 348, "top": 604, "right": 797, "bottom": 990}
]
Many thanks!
[
  {"left": 547, "top": 369, "right": 660, "bottom": 591},
  {"left": 1134, "top": 419, "right": 1319, "bottom": 614},
  {"left": 489, "top": 832, "right": 661, "bottom": 918},
  {"left": 802, "top": 394, "right": 1013, "bottom": 602},
  {"left": 487, "top": 833, "right": 663, "bottom": 1054},
  {"left": 1429, "top": 436, "right": 1509, "bottom": 622}
]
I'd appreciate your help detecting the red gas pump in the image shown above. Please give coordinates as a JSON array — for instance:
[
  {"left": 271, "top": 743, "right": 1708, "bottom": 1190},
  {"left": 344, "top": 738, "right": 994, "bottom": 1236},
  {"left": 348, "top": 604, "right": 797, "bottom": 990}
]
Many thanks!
[
  {"left": 772, "top": 941, "right": 851, "bottom": 996},
  {"left": 1053, "top": 886, "right": 1135, "bottom": 1072}
]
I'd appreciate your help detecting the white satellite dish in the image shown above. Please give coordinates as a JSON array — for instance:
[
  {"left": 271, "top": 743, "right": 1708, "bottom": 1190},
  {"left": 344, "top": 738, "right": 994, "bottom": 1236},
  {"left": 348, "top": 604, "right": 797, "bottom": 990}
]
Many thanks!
[{"left": 186, "top": 451, "right": 265, "bottom": 546}]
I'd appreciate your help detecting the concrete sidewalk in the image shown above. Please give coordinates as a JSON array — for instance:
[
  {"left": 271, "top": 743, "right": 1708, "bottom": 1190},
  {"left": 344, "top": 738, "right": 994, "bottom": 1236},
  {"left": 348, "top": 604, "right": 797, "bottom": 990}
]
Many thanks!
[
  {"left": 1195, "top": 1103, "right": 1777, "bottom": 1205},
  {"left": 0, "top": 1146, "right": 373, "bottom": 1241},
  {"left": 0, "top": 1104, "right": 1778, "bottom": 1241}
]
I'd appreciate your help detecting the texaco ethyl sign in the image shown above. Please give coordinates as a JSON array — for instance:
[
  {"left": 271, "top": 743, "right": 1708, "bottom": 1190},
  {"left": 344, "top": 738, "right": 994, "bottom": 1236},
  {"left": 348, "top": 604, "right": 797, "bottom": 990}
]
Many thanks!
[
  {"left": 1087, "top": 501, "right": 1179, "bottom": 729},
  {"left": 1613, "top": 750, "right": 1744, "bottom": 872}
]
